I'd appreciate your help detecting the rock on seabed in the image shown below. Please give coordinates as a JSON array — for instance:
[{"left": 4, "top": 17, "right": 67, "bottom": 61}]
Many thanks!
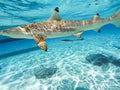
[
  {"left": 86, "top": 54, "right": 109, "bottom": 66},
  {"left": 34, "top": 65, "right": 57, "bottom": 79}
]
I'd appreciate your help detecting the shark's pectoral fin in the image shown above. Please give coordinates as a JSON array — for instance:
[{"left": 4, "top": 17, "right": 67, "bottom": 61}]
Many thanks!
[
  {"left": 32, "top": 35, "right": 47, "bottom": 51},
  {"left": 74, "top": 32, "right": 83, "bottom": 38},
  {"left": 74, "top": 32, "right": 84, "bottom": 40},
  {"left": 49, "top": 7, "right": 62, "bottom": 21}
]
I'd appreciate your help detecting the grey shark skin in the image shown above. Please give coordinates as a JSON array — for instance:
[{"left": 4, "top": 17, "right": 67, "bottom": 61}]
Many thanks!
[{"left": 0, "top": 7, "right": 120, "bottom": 51}]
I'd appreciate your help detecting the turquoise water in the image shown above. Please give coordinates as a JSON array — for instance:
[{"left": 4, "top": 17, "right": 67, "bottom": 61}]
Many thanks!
[{"left": 0, "top": 0, "right": 120, "bottom": 90}]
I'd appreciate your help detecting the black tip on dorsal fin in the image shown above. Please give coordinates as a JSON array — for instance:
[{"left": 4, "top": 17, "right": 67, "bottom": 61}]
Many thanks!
[
  {"left": 49, "top": 7, "right": 61, "bottom": 21},
  {"left": 54, "top": 7, "right": 59, "bottom": 12},
  {"left": 96, "top": 13, "right": 99, "bottom": 16}
]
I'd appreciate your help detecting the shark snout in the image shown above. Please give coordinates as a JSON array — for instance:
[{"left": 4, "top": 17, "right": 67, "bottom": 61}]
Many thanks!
[{"left": 0, "top": 30, "right": 4, "bottom": 34}]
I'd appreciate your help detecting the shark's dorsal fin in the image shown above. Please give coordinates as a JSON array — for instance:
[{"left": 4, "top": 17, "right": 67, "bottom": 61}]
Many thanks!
[
  {"left": 93, "top": 13, "right": 101, "bottom": 23},
  {"left": 32, "top": 35, "right": 47, "bottom": 51},
  {"left": 49, "top": 7, "right": 62, "bottom": 21}
]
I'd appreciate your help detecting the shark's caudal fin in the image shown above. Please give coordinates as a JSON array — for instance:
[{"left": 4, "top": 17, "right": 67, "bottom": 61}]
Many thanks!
[{"left": 49, "top": 7, "right": 62, "bottom": 21}]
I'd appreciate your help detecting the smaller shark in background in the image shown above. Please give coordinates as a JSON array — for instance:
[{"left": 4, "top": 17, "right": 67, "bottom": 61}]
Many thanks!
[{"left": 0, "top": 7, "right": 120, "bottom": 51}]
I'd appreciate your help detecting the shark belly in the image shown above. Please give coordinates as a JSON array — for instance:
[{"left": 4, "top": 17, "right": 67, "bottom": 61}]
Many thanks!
[
  {"left": 46, "top": 31, "right": 76, "bottom": 38},
  {"left": 0, "top": 30, "right": 33, "bottom": 39},
  {"left": 44, "top": 26, "right": 81, "bottom": 38}
]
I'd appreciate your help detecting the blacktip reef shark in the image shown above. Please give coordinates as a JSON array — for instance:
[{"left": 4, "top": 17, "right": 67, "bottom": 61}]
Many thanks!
[{"left": 0, "top": 7, "right": 120, "bottom": 51}]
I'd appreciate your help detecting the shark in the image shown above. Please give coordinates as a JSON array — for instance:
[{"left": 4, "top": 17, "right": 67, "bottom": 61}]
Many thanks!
[{"left": 0, "top": 7, "right": 120, "bottom": 51}]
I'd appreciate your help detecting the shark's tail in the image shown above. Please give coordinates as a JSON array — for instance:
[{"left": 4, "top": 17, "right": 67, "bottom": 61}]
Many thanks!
[{"left": 110, "top": 10, "right": 120, "bottom": 28}]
